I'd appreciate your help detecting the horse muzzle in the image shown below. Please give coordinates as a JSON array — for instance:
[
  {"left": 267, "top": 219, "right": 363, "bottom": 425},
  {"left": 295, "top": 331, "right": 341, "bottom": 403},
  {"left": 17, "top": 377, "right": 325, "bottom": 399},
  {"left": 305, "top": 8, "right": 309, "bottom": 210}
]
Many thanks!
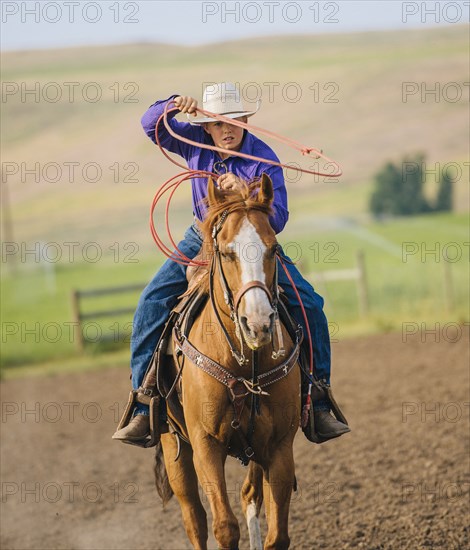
[
  {"left": 234, "top": 280, "right": 275, "bottom": 350},
  {"left": 238, "top": 311, "right": 274, "bottom": 350}
]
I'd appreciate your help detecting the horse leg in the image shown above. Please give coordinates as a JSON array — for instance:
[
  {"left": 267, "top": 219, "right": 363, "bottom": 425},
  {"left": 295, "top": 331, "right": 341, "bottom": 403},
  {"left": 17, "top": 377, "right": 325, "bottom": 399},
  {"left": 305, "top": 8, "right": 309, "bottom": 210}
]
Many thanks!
[
  {"left": 160, "top": 433, "right": 208, "bottom": 550},
  {"left": 241, "top": 462, "right": 264, "bottom": 550},
  {"left": 262, "top": 442, "right": 296, "bottom": 550},
  {"left": 191, "top": 435, "right": 240, "bottom": 550}
]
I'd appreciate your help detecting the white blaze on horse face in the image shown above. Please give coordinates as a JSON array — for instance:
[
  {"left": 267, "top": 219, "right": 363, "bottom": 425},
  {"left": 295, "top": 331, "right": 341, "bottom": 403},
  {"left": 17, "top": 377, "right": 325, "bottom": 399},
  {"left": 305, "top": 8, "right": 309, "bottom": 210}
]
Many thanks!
[{"left": 232, "top": 218, "right": 272, "bottom": 320}]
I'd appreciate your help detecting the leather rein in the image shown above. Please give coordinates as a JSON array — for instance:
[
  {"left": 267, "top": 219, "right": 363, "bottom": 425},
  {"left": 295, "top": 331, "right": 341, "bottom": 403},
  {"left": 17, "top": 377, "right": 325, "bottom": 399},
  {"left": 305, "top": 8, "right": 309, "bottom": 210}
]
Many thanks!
[{"left": 173, "top": 210, "right": 302, "bottom": 462}]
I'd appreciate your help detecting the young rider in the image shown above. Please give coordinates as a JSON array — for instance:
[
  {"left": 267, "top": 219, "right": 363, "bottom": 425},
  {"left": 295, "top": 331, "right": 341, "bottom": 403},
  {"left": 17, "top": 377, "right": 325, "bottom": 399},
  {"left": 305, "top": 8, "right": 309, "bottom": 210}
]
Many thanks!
[{"left": 112, "top": 82, "right": 350, "bottom": 442}]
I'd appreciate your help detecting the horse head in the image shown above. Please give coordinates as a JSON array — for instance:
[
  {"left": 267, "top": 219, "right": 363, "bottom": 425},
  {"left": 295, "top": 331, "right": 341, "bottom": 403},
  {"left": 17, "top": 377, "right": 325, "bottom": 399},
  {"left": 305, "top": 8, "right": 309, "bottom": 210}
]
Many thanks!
[{"left": 203, "top": 173, "right": 278, "bottom": 351}]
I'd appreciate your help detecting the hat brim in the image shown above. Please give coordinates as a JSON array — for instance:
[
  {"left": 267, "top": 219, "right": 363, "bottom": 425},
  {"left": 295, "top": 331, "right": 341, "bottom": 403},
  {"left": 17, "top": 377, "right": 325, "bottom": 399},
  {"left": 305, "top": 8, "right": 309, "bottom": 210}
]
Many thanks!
[{"left": 188, "top": 106, "right": 259, "bottom": 125}]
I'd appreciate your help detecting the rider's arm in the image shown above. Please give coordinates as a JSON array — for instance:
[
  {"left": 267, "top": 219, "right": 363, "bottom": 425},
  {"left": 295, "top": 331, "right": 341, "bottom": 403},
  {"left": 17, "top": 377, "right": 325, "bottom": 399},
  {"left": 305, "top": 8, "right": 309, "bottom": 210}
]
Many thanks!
[
  {"left": 248, "top": 135, "right": 289, "bottom": 234},
  {"left": 264, "top": 163, "right": 289, "bottom": 234},
  {"left": 140, "top": 95, "right": 202, "bottom": 159}
]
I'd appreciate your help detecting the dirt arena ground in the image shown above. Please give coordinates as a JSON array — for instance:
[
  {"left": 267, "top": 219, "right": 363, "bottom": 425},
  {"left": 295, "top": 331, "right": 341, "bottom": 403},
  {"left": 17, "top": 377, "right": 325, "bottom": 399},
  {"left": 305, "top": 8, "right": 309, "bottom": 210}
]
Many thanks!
[{"left": 1, "top": 330, "right": 468, "bottom": 550}]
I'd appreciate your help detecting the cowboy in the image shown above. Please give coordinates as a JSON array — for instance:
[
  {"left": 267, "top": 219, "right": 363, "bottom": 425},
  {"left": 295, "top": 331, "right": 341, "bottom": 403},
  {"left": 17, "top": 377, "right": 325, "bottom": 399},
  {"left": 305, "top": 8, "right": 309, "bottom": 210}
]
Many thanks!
[{"left": 112, "top": 82, "right": 349, "bottom": 442}]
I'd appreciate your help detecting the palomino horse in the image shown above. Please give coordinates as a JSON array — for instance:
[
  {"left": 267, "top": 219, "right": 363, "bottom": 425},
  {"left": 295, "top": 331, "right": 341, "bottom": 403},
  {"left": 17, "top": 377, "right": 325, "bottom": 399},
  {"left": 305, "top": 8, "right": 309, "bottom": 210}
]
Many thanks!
[{"left": 156, "top": 174, "right": 302, "bottom": 550}]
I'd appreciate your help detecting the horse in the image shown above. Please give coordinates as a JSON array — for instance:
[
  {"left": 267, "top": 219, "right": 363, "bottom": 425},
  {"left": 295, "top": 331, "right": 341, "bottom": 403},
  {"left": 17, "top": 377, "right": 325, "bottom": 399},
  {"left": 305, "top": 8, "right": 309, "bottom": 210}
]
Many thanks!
[{"left": 155, "top": 173, "right": 302, "bottom": 550}]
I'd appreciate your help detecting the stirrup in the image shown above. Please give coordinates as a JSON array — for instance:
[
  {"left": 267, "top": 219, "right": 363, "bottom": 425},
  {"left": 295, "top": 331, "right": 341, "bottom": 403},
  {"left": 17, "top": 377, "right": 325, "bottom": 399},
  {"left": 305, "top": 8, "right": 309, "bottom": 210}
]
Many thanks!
[
  {"left": 301, "top": 380, "right": 349, "bottom": 444},
  {"left": 116, "top": 390, "right": 164, "bottom": 448}
]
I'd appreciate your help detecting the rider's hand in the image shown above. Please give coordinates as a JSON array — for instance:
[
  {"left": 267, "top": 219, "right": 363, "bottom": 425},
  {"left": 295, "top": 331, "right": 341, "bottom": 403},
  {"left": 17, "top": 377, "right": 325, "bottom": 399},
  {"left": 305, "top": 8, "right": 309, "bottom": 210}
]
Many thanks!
[
  {"left": 174, "top": 96, "right": 198, "bottom": 116},
  {"left": 217, "top": 173, "right": 245, "bottom": 192}
]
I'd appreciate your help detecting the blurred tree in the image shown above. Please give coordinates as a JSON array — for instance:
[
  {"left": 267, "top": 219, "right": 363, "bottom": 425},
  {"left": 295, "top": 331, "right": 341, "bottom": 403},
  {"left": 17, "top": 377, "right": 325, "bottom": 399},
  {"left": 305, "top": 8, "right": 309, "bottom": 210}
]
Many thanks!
[
  {"left": 369, "top": 162, "right": 402, "bottom": 216},
  {"left": 435, "top": 169, "right": 454, "bottom": 211},
  {"left": 399, "top": 154, "right": 430, "bottom": 215},
  {"left": 370, "top": 154, "right": 432, "bottom": 217}
]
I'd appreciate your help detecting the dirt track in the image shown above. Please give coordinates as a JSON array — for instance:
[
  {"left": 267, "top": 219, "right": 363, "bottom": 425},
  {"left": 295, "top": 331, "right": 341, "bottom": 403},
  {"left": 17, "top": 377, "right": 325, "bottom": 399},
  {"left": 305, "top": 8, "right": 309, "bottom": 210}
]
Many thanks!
[{"left": 1, "top": 331, "right": 469, "bottom": 550}]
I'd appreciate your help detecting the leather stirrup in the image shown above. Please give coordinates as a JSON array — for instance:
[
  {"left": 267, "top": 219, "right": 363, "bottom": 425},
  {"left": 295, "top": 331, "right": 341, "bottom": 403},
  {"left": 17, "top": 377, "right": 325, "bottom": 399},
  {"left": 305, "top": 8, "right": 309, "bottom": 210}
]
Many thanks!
[{"left": 115, "top": 390, "right": 164, "bottom": 448}]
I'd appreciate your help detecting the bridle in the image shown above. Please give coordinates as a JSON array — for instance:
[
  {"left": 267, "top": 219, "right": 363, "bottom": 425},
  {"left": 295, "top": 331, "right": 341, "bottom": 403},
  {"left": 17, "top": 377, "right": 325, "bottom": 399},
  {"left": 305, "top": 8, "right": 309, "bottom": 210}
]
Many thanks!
[{"left": 209, "top": 208, "right": 283, "bottom": 366}]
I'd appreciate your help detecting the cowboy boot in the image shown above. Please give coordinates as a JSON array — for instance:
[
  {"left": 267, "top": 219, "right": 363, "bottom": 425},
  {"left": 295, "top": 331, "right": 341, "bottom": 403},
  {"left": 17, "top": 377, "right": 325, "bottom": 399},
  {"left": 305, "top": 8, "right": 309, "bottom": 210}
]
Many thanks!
[
  {"left": 313, "top": 409, "right": 350, "bottom": 440},
  {"left": 302, "top": 375, "right": 351, "bottom": 443},
  {"left": 112, "top": 414, "right": 150, "bottom": 441}
]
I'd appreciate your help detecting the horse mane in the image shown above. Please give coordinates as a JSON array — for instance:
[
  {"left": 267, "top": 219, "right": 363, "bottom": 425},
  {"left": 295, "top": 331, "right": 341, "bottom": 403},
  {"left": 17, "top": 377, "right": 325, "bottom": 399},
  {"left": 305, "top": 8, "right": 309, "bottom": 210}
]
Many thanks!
[{"left": 200, "top": 179, "right": 272, "bottom": 239}]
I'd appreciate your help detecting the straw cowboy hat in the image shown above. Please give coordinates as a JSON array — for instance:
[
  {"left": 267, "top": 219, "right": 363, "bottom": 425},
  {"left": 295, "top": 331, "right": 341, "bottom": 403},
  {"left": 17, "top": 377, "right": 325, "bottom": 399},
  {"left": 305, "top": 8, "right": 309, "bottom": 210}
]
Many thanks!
[{"left": 189, "top": 82, "right": 260, "bottom": 124}]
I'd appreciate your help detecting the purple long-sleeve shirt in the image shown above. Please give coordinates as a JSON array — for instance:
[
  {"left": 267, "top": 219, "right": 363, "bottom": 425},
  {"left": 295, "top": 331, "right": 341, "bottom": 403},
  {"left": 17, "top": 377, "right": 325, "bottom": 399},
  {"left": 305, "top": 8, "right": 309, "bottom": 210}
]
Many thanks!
[{"left": 141, "top": 96, "right": 289, "bottom": 234}]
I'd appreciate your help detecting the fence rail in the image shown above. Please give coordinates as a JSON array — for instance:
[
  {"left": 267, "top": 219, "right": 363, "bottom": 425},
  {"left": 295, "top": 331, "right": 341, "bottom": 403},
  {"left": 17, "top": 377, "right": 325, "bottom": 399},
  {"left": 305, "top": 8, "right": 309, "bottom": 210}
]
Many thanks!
[
  {"left": 305, "top": 250, "right": 369, "bottom": 316},
  {"left": 70, "top": 283, "right": 145, "bottom": 350}
]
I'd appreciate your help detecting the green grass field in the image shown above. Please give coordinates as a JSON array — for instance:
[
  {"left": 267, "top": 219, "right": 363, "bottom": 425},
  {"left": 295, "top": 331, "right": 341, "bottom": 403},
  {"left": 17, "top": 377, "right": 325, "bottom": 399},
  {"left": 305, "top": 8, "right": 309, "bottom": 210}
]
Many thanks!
[{"left": 2, "top": 209, "right": 468, "bottom": 374}]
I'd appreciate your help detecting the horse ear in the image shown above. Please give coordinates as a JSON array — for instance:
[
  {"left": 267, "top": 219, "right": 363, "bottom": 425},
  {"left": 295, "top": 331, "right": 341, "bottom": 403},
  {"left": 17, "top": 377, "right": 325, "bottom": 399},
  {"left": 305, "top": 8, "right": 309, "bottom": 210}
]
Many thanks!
[
  {"left": 258, "top": 173, "right": 274, "bottom": 206},
  {"left": 207, "top": 177, "right": 223, "bottom": 206}
]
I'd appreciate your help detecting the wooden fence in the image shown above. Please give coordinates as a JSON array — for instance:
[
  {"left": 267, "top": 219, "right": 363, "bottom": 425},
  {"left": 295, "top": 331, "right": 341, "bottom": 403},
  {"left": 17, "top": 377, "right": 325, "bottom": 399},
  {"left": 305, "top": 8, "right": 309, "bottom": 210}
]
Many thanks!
[
  {"left": 70, "top": 250, "right": 370, "bottom": 350},
  {"left": 70, "top": 283, "right": 145, "bottom": 350},
  {"left": 304, "top": 250, "right": 369, "bottom": 316}
]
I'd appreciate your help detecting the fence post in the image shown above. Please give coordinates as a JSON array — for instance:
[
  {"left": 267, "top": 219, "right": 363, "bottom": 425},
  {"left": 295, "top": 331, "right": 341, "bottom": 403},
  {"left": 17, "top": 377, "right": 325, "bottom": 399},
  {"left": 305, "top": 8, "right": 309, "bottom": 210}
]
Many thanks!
[
  {"left": 356, "top": 250, "right": 369, "bottom": 316},
  {"left": 70, "top": 290, "right": 84, "bottom": 352}
]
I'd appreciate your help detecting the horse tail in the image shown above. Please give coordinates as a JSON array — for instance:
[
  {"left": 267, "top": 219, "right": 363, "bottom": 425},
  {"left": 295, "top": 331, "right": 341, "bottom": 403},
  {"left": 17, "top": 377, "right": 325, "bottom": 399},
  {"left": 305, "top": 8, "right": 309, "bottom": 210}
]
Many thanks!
[{"left": 154, "top": 441, "right": 174, "bottom": 506}]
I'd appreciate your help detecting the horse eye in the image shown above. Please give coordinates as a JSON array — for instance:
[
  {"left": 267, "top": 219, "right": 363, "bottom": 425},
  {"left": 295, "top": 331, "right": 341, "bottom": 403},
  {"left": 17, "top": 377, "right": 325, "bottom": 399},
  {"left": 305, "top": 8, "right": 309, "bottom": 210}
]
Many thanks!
[{"left": 221, "top": 250, "right": 235, "bottom": 261}]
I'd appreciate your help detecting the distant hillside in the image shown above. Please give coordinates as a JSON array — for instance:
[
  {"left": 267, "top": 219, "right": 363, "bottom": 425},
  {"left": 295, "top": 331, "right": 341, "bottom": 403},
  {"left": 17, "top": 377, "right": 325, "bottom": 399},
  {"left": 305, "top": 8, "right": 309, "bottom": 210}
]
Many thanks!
[{"left": 1, "top": 25, "right": 468, "bottom": 249}]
